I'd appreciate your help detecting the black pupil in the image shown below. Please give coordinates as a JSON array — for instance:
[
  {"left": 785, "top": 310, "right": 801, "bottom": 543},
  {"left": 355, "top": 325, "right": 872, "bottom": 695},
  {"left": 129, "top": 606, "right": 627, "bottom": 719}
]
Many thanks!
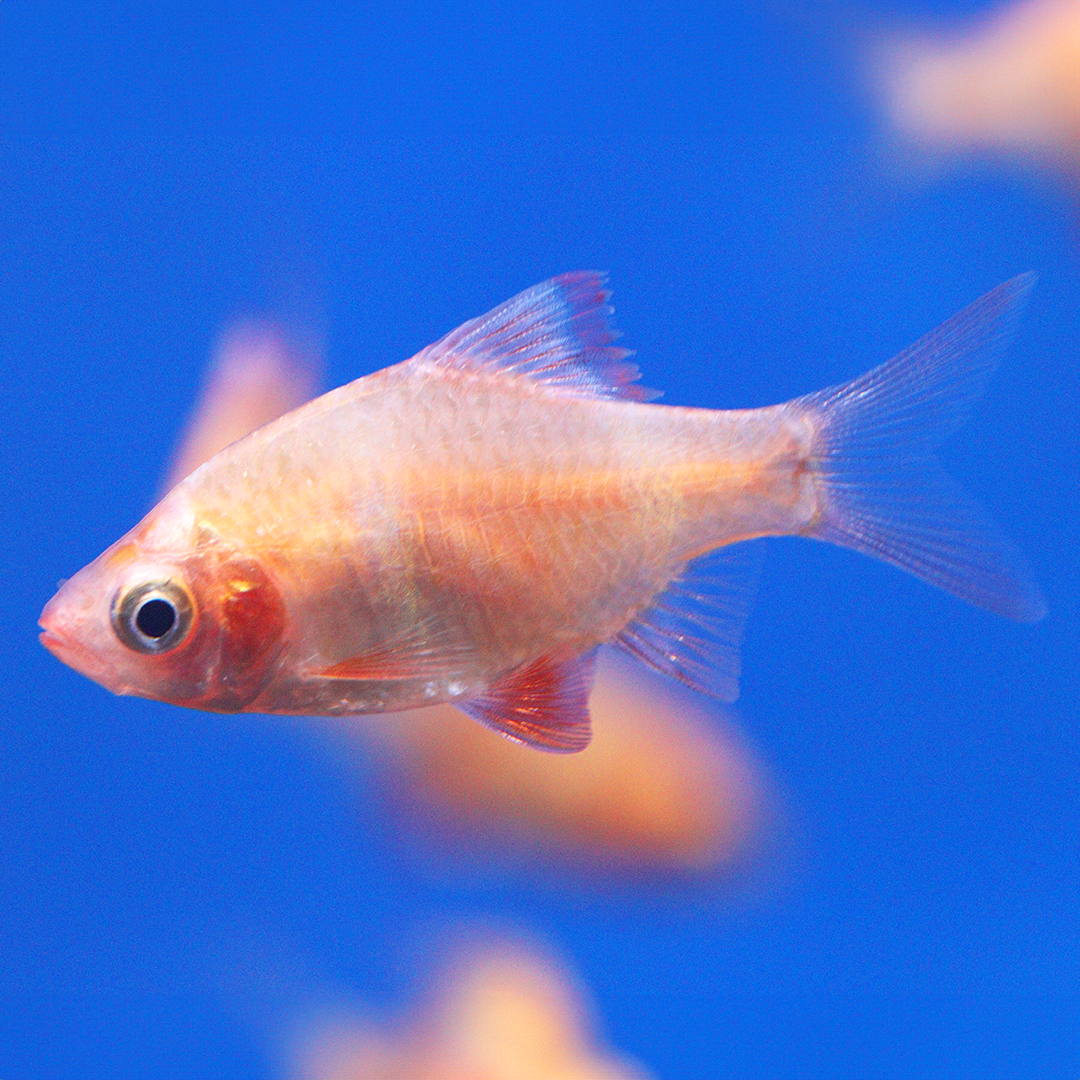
[{"left": 135, "top": 598, "right": 176, "bottom": 639}]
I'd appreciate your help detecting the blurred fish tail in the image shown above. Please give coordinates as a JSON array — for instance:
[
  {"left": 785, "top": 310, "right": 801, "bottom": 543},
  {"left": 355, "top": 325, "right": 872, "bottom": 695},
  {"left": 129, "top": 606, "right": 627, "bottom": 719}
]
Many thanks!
[{"left": 792, "top": 274, "right": 1046, "bottom": 622}]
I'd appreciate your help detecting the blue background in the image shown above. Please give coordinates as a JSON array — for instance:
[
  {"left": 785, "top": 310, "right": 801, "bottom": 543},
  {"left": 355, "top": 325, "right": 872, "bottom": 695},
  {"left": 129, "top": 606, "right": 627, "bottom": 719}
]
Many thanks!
[{"left": 2, "top": 1, "right": 1077, "bottom": 1076}]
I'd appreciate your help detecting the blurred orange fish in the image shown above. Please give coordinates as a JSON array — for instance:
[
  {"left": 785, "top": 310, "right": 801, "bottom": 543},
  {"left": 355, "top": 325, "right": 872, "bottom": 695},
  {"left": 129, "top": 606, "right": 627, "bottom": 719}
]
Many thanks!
[
  {"left": 293, "top": 939, "right": 653, "bottom": 1080},
  {"left": 874, "top": 0, "right": 1080, "bottom": 170},
  {"left": 366, "top": 651, "right": 766, "bottom": 876},
  {"left": 164, "top": 318, "right": 322, "bottom": 494},
  {"left": 40, "top": 273, "right": 1045, "bottom": 751}
]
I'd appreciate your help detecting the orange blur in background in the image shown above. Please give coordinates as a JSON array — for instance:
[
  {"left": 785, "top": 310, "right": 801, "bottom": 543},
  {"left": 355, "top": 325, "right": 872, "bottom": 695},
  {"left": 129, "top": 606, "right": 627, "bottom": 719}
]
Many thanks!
[
  {"left": 364, "top": 649, "right": 764, "bottom": 876},
  {"left": 874, "top": 0, "right": 1080, "bottom": 169},
  {"left": 164, "top": 318, "right": 322, "bottom": 493},
  {"left": 293, "top": 940, "right": 653, "bottom": 1080},
  {"left": 167, "top": 319, "right": 769, "bottom": 879}
]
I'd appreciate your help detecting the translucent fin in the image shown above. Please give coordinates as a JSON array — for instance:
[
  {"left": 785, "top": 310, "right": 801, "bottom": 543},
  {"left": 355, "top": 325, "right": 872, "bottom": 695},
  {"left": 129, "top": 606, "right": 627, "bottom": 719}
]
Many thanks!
[
  {"left": 792, "top": 274, "right": 1046, "bottom": 622},
  {"left": 314, "top": 617, "right": 474, "bottom": 681},
  {"left": 457, "top": 650, "right": 597, "bottom": 753},
  {"left": 411, "top": 272, "right": 659, "bottom": 402},
  {"left": 615, "top": 542, "right": 764, "bottom": 702}
]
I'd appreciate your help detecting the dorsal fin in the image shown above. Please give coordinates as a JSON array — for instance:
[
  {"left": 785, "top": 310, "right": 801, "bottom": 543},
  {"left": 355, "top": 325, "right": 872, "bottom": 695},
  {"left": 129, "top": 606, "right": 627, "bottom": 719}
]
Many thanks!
[
  {"left": 410, "top": 273, "right": 658, "bottom": 402},
  {"left": 456, "top": 650, "right": 598, "bottom": 753},
  {"left": 615, "top": 542, "right": 764, "bottom": 702}
]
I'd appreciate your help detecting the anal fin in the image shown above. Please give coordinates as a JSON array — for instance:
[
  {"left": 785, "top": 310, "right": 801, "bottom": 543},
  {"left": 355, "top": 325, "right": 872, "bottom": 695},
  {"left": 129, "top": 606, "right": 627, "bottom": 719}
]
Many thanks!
[
  {"left": 616, "top": 541, "right": 764, "bottom": 702},
  {"left": 457, "top": 650, "right": 597, "bottom": 753}
]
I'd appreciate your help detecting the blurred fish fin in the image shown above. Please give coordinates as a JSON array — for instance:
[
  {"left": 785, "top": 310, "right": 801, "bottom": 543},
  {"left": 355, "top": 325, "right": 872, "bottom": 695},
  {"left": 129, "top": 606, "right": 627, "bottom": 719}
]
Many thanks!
[
  {"left": 616, "top": 541, "right": 764, "bottom": 702},
  {"left": 315, "top": 618, "right": 474, "bottom": 681},
  {"left": 411, "top": 272, "right": 659, "bottom": 402},
  {"left": 457, "top": 650, "right": 597, "bottom": 753},
  {"left": 793, "top": 273, "right": 1046, "bottom": 622}
]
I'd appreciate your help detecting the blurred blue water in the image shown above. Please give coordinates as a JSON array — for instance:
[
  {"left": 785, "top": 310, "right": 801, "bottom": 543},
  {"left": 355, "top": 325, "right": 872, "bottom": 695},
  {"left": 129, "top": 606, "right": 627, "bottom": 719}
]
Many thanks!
[{"left": 1, "top": 1, "right": 1077, "bottom": 1076}]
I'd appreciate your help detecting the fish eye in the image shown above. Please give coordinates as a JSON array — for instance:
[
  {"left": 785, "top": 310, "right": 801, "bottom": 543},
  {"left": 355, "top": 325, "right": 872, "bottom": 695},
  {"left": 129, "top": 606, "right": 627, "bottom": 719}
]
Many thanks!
[{"left": 112, "top": 580, "right": 194, "bottom": 655}]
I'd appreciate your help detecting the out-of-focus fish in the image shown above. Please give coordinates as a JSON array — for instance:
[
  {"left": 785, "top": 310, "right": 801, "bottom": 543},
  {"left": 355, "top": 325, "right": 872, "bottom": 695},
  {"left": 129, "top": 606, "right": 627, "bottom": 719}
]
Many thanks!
[
  {"left": 293, "top": 940, "right": 653, "bottom": 1080},
  {"left": 163, "top": 319, "right": 322, "bottom": 494},
  {"left": 39, "top": 273, "right": 1045, "bottom": 751},
  {"left": 369, "top": 651, "right": 765, "bottom": 876},
  {"left": 874, "top": 0, "right": 1080, "bottom": 170}
]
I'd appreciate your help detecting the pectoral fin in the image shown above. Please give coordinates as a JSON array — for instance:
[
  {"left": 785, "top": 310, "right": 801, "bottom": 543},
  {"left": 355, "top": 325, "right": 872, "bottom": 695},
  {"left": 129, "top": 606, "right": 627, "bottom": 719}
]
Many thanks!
[
  {"left": 315, "top": 618, "right": 473, "bottom": 682},
  {"left": 457, "top": 650, "right": 597, "bottom": 753}
]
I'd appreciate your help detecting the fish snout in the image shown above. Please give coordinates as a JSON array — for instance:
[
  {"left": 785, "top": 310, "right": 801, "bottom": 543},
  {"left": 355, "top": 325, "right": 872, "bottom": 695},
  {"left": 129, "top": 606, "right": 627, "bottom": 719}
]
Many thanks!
[
  {"left": 38, "top": 590, "right": 71, "bottom": 653},
  {"left": 38, "top": 586, "right": 123, "bottom": 691},
  {"left": 40, "top": 593, "right": 89, "bottom": 667}
]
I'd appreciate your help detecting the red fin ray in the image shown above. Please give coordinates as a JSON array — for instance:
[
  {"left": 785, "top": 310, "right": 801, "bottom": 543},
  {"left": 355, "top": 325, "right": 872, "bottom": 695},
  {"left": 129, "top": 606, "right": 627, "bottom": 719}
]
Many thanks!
[
  {"left": 457, "top": 650, "right": 597, "bottom": 753},
  {"left": 411, "top": 272, "right": 658, "bottom": 402}
]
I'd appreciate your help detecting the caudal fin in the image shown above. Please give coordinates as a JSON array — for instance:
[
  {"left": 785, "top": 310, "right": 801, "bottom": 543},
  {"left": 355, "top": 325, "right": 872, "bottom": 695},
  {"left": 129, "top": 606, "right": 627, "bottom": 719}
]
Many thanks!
[{"left": 791, "top": 275, "right": 1046, "bottom": 622}]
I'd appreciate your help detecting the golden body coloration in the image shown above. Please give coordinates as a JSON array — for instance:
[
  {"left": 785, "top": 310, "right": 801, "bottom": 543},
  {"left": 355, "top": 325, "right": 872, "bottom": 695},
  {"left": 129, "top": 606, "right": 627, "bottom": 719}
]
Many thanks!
[{"left": 40, "top": 274, "right": 1045, "bottom": 751}]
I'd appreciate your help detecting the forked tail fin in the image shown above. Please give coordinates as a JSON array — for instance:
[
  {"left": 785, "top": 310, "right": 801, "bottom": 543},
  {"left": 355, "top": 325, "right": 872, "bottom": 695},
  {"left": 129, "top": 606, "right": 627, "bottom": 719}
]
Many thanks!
[{"left": 790, "top": 274, "right": 1046, "bottom": 622}]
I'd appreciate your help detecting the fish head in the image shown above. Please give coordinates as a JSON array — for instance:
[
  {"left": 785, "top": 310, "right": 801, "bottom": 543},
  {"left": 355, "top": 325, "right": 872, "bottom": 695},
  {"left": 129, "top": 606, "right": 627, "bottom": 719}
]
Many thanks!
[{"left": 39, "top": 491, "right": 287, "bottom": 712}]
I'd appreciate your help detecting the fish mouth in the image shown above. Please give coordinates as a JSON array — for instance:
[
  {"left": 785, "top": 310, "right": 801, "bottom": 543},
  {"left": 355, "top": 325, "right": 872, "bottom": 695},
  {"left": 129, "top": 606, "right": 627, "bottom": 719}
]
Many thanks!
[
  {"left": 39, "top": 626, "right": 130, "bottom": 696},
  {"left": 38, "top": 615, "right": 108, "bottom": 681},
  {"left": 39, "top": 624, "right": 96, "bottom": 671},
  {"left": 38, "top": 627, "right": 67, "bottom": 657},
  {"left": 39, "top": 603, "right": 142, "bottom": 698}
]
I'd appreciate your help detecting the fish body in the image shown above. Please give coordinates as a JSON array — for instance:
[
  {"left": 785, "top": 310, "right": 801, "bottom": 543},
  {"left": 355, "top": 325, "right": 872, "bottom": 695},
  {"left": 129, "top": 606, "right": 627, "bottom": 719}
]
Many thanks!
[{"left": 40, "top": 273, "right": 1045, "bottom": 751}]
